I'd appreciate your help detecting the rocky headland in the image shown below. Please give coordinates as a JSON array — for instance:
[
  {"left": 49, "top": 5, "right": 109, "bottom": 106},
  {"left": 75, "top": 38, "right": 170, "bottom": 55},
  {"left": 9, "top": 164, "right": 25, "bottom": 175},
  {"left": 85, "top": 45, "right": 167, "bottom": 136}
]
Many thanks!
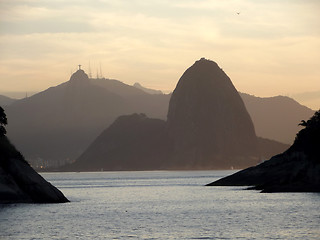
[
  {"left": 206, "top": 110, "right": 320, "bottom": 192},
  {"left": 0, "top": 107, "right": 69, "bottom": 203}
]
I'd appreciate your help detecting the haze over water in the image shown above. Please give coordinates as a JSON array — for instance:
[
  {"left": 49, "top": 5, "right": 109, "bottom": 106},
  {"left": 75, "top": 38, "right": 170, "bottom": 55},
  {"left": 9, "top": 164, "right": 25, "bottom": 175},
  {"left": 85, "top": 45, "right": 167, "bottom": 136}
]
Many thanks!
[{"left": 1, "top": 171, "right": 319, "bottom": 239}]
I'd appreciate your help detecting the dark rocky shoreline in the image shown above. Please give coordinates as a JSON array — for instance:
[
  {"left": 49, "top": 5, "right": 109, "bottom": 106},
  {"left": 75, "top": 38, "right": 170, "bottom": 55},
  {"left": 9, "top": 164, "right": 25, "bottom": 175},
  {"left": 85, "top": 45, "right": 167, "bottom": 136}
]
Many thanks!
[
  {"left": 0, "top": 106, "right": 69, "bottom": 204},
  {"left": 207, "top": 110, "right": 320, "bottom": 193},
  {"left": 0, "top": 137, "right": 69, "bottom": 203}
]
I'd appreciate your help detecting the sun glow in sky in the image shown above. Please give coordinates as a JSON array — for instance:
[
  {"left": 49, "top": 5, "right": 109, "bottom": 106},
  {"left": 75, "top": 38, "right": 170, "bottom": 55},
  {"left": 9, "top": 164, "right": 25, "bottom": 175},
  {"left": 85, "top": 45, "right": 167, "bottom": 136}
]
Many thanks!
[{"left": 0, "top": 0, "right": 319, "bottom": 108}]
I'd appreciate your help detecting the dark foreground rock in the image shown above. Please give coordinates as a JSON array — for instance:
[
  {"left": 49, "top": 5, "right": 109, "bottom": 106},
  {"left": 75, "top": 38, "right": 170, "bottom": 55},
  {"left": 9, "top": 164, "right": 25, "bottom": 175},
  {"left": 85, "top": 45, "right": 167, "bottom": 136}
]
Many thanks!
[
  {"left": 207, "top": 152, "right": 320, "bottom": 192},
  {"left": 206, "top": 110, "right": 320, "bottom": 192},
  {"left": 0, "top": 134, "right": 69, "bottom": 203}
]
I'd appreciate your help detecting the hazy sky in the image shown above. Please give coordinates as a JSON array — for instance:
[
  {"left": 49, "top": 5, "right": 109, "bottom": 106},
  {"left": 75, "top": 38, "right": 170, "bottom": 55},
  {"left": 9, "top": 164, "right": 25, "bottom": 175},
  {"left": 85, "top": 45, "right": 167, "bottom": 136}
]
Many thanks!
[{"left": 0, "top": 0, "right": 319, "bottom": 109}]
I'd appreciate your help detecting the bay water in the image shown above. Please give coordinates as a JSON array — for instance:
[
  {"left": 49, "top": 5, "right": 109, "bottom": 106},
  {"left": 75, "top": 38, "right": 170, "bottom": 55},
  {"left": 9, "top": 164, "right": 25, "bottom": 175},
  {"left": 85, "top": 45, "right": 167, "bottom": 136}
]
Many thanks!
[{"left": 0, "top": 170, "right": 319, "bottom": 239}]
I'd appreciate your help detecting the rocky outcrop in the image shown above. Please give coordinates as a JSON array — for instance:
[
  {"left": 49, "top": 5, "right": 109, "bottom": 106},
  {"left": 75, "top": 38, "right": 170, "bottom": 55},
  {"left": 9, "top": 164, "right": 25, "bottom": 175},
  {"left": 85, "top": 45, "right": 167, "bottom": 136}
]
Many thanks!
[
  {"left": 206, "top": 110, "right": 320, "bottom": 192},
  {"left": 0, "top": 136, "right": 69, "bottom": 203},
  {"left": 166, "top": 58, "right": 258, "bottom": 169},
  {"left": 66, "top": 59, "right": 289, "bottom": 171},
  {"left": 66, "top": 113, "right": 169, "bottom": 171}
]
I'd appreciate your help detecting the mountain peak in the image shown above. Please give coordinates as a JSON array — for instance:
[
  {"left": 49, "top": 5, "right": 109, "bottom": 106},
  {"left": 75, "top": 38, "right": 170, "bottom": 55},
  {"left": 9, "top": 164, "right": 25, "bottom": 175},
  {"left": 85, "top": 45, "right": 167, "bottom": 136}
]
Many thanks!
[
  {"left": 167, "top": 58, "right": 258, "bottom": 168},
  {"left": 194, "top": 57, "right": 219, "bottom": 68},
  {"left": 69, "top": 69, "right": 89, "bottom": 83},
  {"left": 171, "top": 58, "right": 228, "bottom": 93},
  {"left": 133, "top": 82, "right": 163, "bottom": 94},
  {"left": 197, "top": 57, "right": 217, "bottom": 64}
]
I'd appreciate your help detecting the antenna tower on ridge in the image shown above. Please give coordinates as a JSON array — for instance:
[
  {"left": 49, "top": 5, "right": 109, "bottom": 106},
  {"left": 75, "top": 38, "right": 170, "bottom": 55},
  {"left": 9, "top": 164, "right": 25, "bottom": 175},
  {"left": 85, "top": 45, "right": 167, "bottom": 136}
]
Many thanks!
[
  {"left": 99, "top": 62, "right": 103, "bottom": 79},
  {"left": 88, "top": 61, "right": 92, "bottom": 78}
]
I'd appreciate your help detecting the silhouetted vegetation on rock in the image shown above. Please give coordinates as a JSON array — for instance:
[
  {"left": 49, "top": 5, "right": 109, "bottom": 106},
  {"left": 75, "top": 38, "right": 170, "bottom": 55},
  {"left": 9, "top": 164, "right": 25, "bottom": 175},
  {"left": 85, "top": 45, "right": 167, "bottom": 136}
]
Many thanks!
[
  {"left": 207, "top": 110, "right": 320, "bottom": 192},
  {"left": 293, "top": 110, "right": 320, "bottom": 162},
  {"left": 0, "top": 106, "right": 7, "bottom": 136}
]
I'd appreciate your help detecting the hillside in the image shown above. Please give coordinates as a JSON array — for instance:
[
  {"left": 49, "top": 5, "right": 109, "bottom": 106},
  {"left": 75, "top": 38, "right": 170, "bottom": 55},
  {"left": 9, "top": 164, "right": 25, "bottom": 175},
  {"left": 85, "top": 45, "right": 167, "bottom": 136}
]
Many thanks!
[
  {"left": 240, "top": 93, "right": 314, "bottom": 144},
  {"left": 5, "top": 70, "right": 169, "bottom": 167},
  {"left": 3, "top": 63, "right": 313, "bottom": 169},
  {"left": 0, "top": 95, "right": 16, "bottom": 106},
  {"left": 67, "top": 59, "right": 289, "bottom": 171},
  {"left": 68, "top": 113, "right": 169, "bottom": 171},
  {"left": 133, "top": 82, "right": 163, "bottom": 95}
]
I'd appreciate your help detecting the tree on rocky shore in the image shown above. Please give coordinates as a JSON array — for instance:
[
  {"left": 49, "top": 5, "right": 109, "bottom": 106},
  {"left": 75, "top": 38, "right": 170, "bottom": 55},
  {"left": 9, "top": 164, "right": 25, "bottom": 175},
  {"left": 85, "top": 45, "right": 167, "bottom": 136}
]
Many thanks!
[
  {"left": 295, "top": 109, "right": 320, "bottom": 162},
  {"left": 0, "top": 106, "right": 7, "bottom": 136}
]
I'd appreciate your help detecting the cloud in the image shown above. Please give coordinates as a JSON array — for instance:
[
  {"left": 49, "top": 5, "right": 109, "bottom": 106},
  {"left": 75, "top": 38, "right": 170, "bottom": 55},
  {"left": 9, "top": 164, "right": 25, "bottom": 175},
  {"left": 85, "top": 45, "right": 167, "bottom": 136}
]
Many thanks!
[{"left": 0, "top": 0, "right": 319, "bottom": 110}]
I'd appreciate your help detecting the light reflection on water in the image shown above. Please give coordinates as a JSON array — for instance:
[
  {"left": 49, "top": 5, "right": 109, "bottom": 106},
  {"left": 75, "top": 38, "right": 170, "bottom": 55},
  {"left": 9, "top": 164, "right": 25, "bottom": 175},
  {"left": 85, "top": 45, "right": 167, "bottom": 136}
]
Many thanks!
[{"left": 0, "top": 170, "right": 319, "bottom": 239}]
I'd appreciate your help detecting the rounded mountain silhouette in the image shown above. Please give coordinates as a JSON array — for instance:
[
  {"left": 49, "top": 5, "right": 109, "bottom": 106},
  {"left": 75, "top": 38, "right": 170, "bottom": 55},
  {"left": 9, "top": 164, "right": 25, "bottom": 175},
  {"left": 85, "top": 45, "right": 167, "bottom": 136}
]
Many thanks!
[
  {"left": 5, "top": 61, "right": 312, "bottom": 168},
  {"left": 67, "top": 58, "right": 281, "bottom": 171},
  {"left": 166, "top": 58, "right": 258, "bottom": 168},
  {"left": 5, "top": 69, "right": 169, "bottom": 165},
  {"left": 70, "top": 113, "right": 169, "bottom": 171}
]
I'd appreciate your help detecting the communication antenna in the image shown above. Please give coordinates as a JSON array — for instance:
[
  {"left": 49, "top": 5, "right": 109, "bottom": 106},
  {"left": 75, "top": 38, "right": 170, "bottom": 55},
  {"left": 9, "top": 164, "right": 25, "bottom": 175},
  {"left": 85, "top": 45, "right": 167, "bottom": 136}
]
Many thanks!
[
  {"left": 99, "top": 62, "right": 103, "bottom": 79},
  {"left": 96, "top": 69, "right": 99, "bottom": 79},
  {"left": 88, "top": 61, "right": 92, "bottom": 78}
]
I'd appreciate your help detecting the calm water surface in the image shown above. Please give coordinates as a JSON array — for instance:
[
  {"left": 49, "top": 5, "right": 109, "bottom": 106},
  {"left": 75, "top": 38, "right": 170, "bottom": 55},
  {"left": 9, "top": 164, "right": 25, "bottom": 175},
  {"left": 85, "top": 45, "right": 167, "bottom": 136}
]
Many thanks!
[{"left": 0, "top": 170, "right": 319, "bottom": 239}]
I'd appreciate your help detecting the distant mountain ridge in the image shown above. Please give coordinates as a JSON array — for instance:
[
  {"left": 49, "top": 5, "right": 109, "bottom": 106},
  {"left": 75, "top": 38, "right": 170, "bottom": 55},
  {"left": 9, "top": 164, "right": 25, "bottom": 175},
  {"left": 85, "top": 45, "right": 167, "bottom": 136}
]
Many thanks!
[
  {"left": 0, "top": 95, "right": 16, "bottom": 106},
  {"left": 67, "top": 59, "right": 289, "bottom": 171},
  {"left": 5, "top": 70, "right": 169, "bottom": 167},
  {"left": 240, "top": 93, "right": 314, "bottom": 144},
  {"left": 133, "top": 82, "right": 163, "bottom": 95},
  {"left": 4, "top": 62, "right": 314, "bottom": 168}
]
